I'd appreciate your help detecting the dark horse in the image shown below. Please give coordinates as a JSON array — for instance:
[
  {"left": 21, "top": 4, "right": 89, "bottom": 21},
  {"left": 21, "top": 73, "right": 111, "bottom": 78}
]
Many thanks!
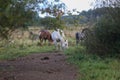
[
  {"left": 75, "top": 28, "right": 91, "bottom": 45},
  {"left": 39, "top": 30, "right": 53, "bottom": 45}
]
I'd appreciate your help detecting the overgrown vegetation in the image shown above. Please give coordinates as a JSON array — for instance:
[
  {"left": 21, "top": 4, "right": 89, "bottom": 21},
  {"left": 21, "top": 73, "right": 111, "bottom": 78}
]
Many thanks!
[
  {"left": 83, "top": 0, "right": 120, "bottom": 56},
  {"left": 86, "top": 16, "right": 120, "bottom": 55},
  {"left": 40, "top": 17, "right": 65, "bottom": 29}
]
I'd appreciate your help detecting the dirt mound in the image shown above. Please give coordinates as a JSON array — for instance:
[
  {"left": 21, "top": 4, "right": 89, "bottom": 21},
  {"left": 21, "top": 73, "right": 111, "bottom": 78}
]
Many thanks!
[{"left": 0, "top": 52, "right": 78, "bottom": 80}]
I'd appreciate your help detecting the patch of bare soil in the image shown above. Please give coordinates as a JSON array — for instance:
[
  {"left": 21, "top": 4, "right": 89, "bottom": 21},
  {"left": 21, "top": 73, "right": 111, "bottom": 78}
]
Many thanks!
[{"left": 0, "top": 52, "right": 78, "bottom": 80}]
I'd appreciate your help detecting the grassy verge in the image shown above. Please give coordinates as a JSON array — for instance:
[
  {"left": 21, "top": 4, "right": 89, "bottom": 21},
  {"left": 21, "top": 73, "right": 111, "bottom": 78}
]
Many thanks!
[
  {"left": 64, "top": 46, "right": 120, "bottom": 80},
  {"left": 0, "top": 44, "right": 54, "bottom": 60}
]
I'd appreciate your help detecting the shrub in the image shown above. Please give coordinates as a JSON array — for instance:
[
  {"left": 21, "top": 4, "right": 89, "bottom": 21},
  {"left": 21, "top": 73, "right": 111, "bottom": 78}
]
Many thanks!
[{"left": 84, "top": 15, "right": 120, "bottom": 56}]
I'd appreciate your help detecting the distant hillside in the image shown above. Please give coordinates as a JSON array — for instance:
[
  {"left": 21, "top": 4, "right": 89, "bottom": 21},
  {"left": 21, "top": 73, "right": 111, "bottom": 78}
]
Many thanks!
[{"left": 61, "top": 7, "right": 110, "bottom": 25}]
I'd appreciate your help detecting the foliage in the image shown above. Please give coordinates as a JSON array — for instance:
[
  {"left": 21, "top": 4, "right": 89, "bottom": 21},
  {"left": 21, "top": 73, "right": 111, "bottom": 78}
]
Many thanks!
[
  {"left": 94, "top": 0, "right": 120, "bottom": 24},
  {"left": 66, "top": 9, "right": 80, "bottom": 27},
  {"left": 61, "top": 7, "right": 111, "bottom": 26},
  {"left": 0, "top": 0, "right": 37, "bottom": 39},
  {"left": 40, "top": 17, "right": 65, "bottom": 29},
  {"left": 0, "top": 0, "right": 66, "bottom": 39},
  {"left": 98, "top": 16, "right": 120, "bottom": 53},
  {"left": 39, "top": 0, "right": 65, "bottom": 17},
  {"left": 84, "top": 15, "right": 120, "bottom": 55},
  {"left": 83, "top": 0, "right": 120, "bottom": 55}
]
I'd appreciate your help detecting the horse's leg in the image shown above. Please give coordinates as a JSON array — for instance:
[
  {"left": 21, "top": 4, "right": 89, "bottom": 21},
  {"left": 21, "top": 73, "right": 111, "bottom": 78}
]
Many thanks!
[
  {"left": 48, "top": 40, "right": 53, "bottom": 46},
  {"left": 76, "top": 39, "right": 79, "bottom": 46},
  {"left": 60, "top": 42, "right": 62, "bottom": 51},
  {"left": 54, "top": 41, "right": 58, "bottom": 50},
  {"left": 48, "top": 35, "right": 52, "bottom": 46},
  {"left": 39, "top": 38, "right": 41, "bottom": 45},
  {"left": 48, "top": 40, "right": 51, "bottom": 46},
  {"left": 44, "top": 39, "right": 47, "bottom": 45},
  {"left": 40, "top": 38, "right": 43, "bottom": 46}
]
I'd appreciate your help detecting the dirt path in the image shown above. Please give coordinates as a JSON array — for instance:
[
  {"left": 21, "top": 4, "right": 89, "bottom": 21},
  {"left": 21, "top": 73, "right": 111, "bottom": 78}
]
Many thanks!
[{"left": 0, "top": 52, "right": 78, "bottom": 80}]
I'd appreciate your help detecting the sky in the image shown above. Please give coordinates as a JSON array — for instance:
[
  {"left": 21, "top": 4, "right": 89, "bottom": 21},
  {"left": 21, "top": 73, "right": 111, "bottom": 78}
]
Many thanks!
[{"left": 61, "top": 0, "right": 95, "bottom": 12}]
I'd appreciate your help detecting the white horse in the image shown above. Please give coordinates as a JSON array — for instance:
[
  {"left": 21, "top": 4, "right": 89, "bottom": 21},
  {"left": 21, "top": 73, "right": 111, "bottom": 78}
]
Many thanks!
[{"left": 51, "top": 29, "right": 68, "bottom": 50}]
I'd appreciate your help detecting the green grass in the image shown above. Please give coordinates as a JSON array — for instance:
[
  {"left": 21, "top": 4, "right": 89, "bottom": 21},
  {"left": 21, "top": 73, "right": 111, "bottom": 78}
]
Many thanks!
[
  {"left": 0, "top": 43, "right": 54, "bottom": 60},
  {"left": 0, "top": 40, "right": 120, "bottom": 80},
  {"left": 64, "top": 46, "right": 120, "bottom": 80}
]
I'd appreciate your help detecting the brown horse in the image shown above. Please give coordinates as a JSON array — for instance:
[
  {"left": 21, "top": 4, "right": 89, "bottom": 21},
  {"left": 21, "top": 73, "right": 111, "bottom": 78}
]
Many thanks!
[{"left": 39, "top": 30, "right": 53, "bottom": 45}]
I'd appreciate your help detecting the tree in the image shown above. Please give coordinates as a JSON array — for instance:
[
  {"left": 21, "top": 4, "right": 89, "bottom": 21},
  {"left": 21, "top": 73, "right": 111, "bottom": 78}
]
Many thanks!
[
  {"left": 0, "top": 0, "right": 66, "bottom": 39},
  {"left": 40, "top": 17, "right": 65, "bottom": 29},
  {"left": 0, "top": 0, "right": 37, "bottom": 39},
  {"left": 39, "top": 0, "right": 66, "bottom": 29},
  {"left": 66, "top": 9, "right": 81, "bottom": 27},
  {"left": 94, "top": 0, "right": 120, "bottom": 23}
]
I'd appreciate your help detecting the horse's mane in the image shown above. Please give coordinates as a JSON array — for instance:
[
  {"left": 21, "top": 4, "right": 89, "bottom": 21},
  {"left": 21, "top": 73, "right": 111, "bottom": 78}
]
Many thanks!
[{"left": 81, "top": 28, "right": 90, "bottom": 33}]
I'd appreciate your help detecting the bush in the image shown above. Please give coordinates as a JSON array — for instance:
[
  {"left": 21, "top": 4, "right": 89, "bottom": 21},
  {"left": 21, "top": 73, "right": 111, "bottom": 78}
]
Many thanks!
[{"left": 84, "top": 15, "right": 120, "bottom": 56}]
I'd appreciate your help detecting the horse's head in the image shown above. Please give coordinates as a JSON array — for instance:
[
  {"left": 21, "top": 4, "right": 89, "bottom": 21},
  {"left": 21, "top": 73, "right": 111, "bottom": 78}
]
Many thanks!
[
  {"left": 39, "top": 30, "right": 53, "bottom": 45},
  {"left": 62, "top": 39, "right": 68, "bottom": 49}
]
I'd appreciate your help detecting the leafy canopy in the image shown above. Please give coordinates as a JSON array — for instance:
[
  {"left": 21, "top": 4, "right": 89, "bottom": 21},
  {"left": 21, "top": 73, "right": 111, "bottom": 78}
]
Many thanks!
[{"left": 0, "top": 0, "right": 66, "bottom": 39}]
